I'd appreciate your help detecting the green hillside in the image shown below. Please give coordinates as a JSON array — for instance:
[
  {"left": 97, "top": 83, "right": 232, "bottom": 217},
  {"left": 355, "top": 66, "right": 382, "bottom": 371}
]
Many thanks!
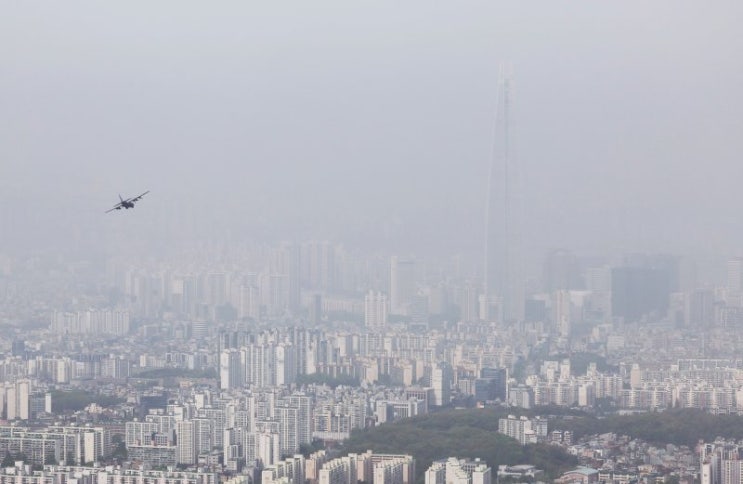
[
  {"left": 341, "top": 408, "right": 578, "bottom": 482},
  {"left": 554, "top": 408, "right": 743, "bottom": 447}
]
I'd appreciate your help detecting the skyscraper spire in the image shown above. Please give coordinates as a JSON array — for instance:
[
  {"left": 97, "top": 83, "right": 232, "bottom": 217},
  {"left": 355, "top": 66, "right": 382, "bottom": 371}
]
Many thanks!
[{"left": 483, "top": 65, "right": 524, "bottom": 323}]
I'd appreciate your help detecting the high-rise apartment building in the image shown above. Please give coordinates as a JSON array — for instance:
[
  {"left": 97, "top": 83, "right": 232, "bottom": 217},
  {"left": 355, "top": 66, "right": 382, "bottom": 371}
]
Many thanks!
[
  {"left": 176, "top": 420, "right": 196, "bottom": 465},
  {"left": 301, "top": 241, "right": 336, "bottom": 293},
  {"left": 727, "top": 258, "right": 743, "bottom": 294},
  {"left": 256, "top": 431, "right": 281, "bottom": 467},
  {"left": 272, "top": 243, "right": 301, "bottom": 311},
  {"left": 1, "top": 380, "right": 30, "bottom": 421},
  {"left": 431, "top": 363, "right": 452, "bottom": 407},
  {"left": 219, "top": 349, "right": 242, "bottom": 390},
  {"left": 16, "top": 379, "right": 29, "bottom": 421},
  {"left": 459, "top": 283, "right": 480, "bottom": 322},
  {"left": 426, "top": 458, "right": 491, "bottom": 484},
  {"left": 498, "top": 415, "right": 548, "bottom": 445},
  {"left": 285, "top": 395, "right": 312, "bottom": 448},
  {"left": 277, "top": 405, "right": 299, "bottom": 458},
  {"left": 477, "top": 367, "right": 508, "bottom": 402},
  {"left": 390, "top": 257, "right": 416, "bottom": 316},
  {"left": 686, "top": 288, "right": 715, "bottom": 328},
  {"left": 552, "top": 290, "right": 572, "bottom": 339},
  {"left": 365, "top": 291, "right": 388, "bottom": 329},
  {"left": 50, "top": 310, "right": 130, "bottom": 336}
]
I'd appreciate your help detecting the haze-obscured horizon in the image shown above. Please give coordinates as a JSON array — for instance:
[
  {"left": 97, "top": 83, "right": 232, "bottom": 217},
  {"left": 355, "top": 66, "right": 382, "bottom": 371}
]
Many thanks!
[{"left": 2, "top": 1, "right": 742, "bottom": 264}]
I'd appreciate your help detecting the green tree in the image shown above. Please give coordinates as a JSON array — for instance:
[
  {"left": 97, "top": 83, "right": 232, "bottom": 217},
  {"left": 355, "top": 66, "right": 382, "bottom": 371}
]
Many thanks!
[
  {"left": 299, "top": 440, "right": 324, "bottom": 457},
  {"left": 343, "top": 408, "right": 577, "bottom": 482},
  {"left": 554, "top": 408, "right": 743, "bottom": 447}
]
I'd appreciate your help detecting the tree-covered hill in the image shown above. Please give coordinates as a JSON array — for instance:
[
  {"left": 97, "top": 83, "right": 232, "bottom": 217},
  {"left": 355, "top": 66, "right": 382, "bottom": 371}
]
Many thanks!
[
  {"left": 553, "top": 408, "right": 743, "bottom": 447},
  {"left": 51, "top": 390, "right": 124, "bottom": 413},
  {"left": 341, "top": 408, "right": 578, "bottom": 482}
]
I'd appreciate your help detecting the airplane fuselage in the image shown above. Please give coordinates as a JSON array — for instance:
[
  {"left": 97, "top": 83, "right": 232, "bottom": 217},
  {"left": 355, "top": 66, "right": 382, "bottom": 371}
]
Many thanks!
[{"left": 106, "top": 190, "right": 149, "bottom": 213}]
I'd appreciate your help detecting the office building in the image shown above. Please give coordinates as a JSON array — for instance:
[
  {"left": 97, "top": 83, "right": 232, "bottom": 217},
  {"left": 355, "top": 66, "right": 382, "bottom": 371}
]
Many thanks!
[{"left": 611, "top": 265, "right": 672, "bottom": 322}]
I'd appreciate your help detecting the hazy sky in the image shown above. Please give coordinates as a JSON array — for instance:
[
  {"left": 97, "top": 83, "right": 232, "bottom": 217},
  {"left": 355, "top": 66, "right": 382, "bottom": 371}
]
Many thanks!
[{"left": 2, "top": 1, "right": 742, "bottom": 259}]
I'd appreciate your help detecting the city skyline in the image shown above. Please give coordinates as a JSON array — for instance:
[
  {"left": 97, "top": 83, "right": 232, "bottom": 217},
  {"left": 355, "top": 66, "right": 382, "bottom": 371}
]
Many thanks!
[{"left": 1, "top": 3, "right": 743, "bottom": 483}]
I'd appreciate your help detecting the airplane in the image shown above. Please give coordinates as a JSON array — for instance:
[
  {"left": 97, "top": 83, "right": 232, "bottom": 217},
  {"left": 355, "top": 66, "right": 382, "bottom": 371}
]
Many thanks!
[{"left": 105, "top": 191, "right": 150, "bottom": 213}]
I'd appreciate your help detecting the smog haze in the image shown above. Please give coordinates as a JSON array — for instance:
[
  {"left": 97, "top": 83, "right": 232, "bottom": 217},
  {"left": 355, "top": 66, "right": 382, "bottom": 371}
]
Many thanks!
[{"left": 2, "top": 1, "right": 742, "bottom": 262}]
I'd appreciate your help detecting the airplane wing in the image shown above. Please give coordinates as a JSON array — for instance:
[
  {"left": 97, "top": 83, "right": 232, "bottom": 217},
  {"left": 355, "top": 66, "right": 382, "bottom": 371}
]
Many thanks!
[
  {"left": 129, "top": 190, "right": 150, "bottom": 202},
  {"left": 105, "top": 191, "right": 148, "bottom": 212}
]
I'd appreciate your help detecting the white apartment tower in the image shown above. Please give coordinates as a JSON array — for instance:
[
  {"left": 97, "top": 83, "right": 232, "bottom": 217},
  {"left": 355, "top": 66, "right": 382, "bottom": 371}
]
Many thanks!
[
  {"left": 431, "top": 364, "right": 452, "bottom": 407},
  {"left": 272, "top": 243, "right": 301, "bottom": 311},
  {"left": 176, "top": 420, "right": 196, "bottom": 465},
  {"left": 16, "top": 380, "right": 29, "bottom": 420},
  {"left": 552, "top": 290, "right": 572, "bottom": 339},
  {"left": 428, "top": 458, "right": 492, "bottom": 484},
  {"left": 365, "top": 291, "right": 388, "bottom": 329},
  {"left": 220, "top": 349, "right": 242, "bottom": 390}
]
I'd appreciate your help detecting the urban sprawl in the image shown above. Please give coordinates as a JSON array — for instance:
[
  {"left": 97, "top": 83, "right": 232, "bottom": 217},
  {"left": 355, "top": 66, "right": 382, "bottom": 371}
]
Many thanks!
[{"left": 1, "top": 245, "right": 742, "bottom": 484}]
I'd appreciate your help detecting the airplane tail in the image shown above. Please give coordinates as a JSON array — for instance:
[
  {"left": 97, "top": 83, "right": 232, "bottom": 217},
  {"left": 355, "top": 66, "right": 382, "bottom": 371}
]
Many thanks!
[{"left": 119, "top": 194, "right": 124, "bottom": 202}]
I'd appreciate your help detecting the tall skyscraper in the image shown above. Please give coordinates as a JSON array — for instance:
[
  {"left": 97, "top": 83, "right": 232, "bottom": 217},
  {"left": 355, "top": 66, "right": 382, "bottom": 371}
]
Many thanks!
[
  {"left": 390, "top": 256, "right": 416, "bottom": 316},
  {"left": 271, "top": 243, "right": 301, "bottom": 311},
  {"left": 484, "top": 68, "right": 524, "bottom": 322}
]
